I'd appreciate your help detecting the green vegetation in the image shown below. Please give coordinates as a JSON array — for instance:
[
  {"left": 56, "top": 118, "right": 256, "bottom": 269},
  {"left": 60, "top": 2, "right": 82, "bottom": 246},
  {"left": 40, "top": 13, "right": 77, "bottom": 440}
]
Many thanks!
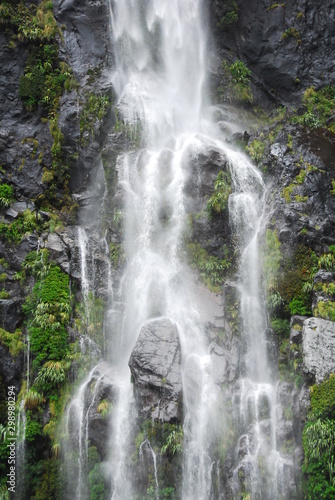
[
  {"left": 268, "top": 3, "right": 285, "bottom": 10},
  {"left": 219, "top": 60, "right": 253, "bottom": 104},
  {"left": 0, "top": 328, "right": 24, "bottom": 356},
  {"left": 246, "top": 139, "right": 265, "bottom": 165},
  {"left": 0, "top": 209, "right": 39, "bottom": 243},
  {"left": 303, "top": 375, "right": 335, "bottom": 498},
  {"left": 281, "top": 27, "right": 301, "bottom": 44},
  {"left": 161, "top": 426, "right": 183, "bottom": 456},
  {"left": 22, "top": 252, "right": 70, "bottom": 369},
  {"left": 282, "top": 163, "right": 317, "bottom": 203},
  {"left": 187, "top": 243, "right": 231, "bottom": 292},
  {"left": 294, "top": 85, "right": 335, "bottom": 132},
  {"left": 263, "top": 229, "right": 282, "bottom": 293},
  {"left": 207, "top": 170, "right": 232, "bottom": 215},
  {"left": 218, "top": 0, "right": 239, "bottom": 28},
  {"left": 80, "top": 93, "right": 112, "bottom": 145},
  {"left": 0, "top": 183, "right": 13, "bottom": 207}
]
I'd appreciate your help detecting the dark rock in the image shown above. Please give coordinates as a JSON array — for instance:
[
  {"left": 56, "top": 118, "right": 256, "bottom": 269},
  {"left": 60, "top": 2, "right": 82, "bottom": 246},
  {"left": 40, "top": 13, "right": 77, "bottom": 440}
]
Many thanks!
[
  {"left": 129, "top": 317, "right": 182, "bottom": 422},
  {"left": 85, "top": 361, "right": 119, "bottom": 460},
  {"left": 210, "top": 0, "right": 335, "bottom": 107},
  {"left": 290, "top": 315, "right": 306, "bottom": 344},
  {"left": 0, "top": 343, "right": 24, "bottom": 389},
  {"left": 0, "top": 299, "right": 23, "bottom": 332}
]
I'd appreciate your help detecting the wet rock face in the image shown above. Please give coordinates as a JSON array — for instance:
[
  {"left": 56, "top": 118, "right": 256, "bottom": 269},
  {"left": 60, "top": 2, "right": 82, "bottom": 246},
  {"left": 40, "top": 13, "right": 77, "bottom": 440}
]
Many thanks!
[
  {"left": 302, "top": 316, "right": 335, "bottom": 383},
  {"left": 129, "top": 318, "right": 182, "bottom": 423},
  {"left": 210, "top": 0, "right": 335, "bottom": 106}
]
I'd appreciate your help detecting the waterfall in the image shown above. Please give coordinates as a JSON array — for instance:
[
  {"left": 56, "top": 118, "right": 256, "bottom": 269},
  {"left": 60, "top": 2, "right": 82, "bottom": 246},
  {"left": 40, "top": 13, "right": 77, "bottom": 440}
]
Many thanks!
[{"left": 66, "top": 0, "right": 298, "bottom": 498}]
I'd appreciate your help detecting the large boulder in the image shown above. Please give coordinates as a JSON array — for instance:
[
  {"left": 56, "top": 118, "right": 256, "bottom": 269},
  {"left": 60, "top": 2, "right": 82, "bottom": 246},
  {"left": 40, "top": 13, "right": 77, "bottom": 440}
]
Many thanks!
[
  {"left": 302, "top": 317, "right": 335, "bottom": 383},
  {"left": 129, "top": 317, "right": 182, "bottom": 423}
]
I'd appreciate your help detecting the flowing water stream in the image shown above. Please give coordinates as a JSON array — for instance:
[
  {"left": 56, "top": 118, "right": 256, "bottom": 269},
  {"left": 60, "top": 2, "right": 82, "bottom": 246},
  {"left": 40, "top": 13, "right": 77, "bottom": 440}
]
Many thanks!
[{"left": 67, "top": 0, "right": 297, "bottom": 498}]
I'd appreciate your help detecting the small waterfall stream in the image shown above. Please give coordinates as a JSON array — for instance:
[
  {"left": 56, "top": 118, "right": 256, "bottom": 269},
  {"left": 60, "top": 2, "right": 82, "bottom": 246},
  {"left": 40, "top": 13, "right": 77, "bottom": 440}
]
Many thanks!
[{"left": 67, "top": 0, "right": 298, "bottom": 498}]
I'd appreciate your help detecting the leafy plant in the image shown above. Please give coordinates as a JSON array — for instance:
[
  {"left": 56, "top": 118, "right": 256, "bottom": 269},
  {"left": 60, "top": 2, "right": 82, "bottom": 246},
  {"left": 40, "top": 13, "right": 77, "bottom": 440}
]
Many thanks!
[
  {"left": 207, "top": 170, "right": 231, "bottom": 215},
  {"left": 161, "top": 426, "right": 183, "bottom": 456},
  {"left": 35, "top": 361, "right": 66, "bottom": 392},
  {"left": 0, "top": 183, "right": 13, "bottom": 207},
  {"left": 187, "top": 243, "right": 231, "bottom": 292},
  {"left": 0, "top": 328, "right": 24, "bottom": 357}
]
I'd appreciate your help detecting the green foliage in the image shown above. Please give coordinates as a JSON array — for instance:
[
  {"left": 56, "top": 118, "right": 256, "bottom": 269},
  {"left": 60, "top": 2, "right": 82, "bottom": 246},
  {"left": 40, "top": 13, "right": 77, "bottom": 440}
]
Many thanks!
[
  {"left": 294, "top": 85, "right": 335, "bottom": 130},
  {"left": 219, "top": 60, "right": 253, "bottom": 104},
  {"left": 229, "top": 60, "right": 251, "bottom": 85},
  {"left": 33, "top": 459, "right": 62, "bottom": 500},
  {"left": 0, "top": 209, "right": 39, "bottom": 243},
  {"left": 161, "top": 426, "right": 183, "bottom": 456},
  {"left": 268, "top": 3, "right": 285, "bottom": 10},
  {"left": 281, "top": 27, "right": 301, "bottom": 44},
  {"left": 35, "top": 361, "right": 66, "bottom": 392},
  {"left": 89, "top": 464, "right": 106, "bottom": 500},
  {"left": 0, "top": 183, "right": 13, "bottom": 208},
  {"left": 218, "top": 0, "right": 239, "bottom": 28},
  {"left": 282, "top": 163, "right": 317, "bottom": 203},
  {"left": 289, "top": 296, "right": 309, "bottom": 315},
  {"left": 80, "top": 94, "right": 111, "bottom": 145},
  {"left": 207, "top": 170, "right": 231, "bottom": 215},
  {"left": 303, "top": 419, "right": 335, "bottom": 499},
  {"left": 0, "top": 328, "right": 24, "bottom": 357},
  {"left": 97, "top": 398, "right": 112, "bottom": 419},
  {"left": 271, "top": 318, "right": 290, "bottom": 338},
  {"left": 187, "top": 243, "right": 230, "bottom": 292},
  {"left": 24, "top": 390, "right": 46, "bottom": 410},
  {"left": 277, "top": 246, "right": 317, "bottom": 315},
  {"left": 18, "top": 29, "right": 73, "bottom": 115},
  {"left": 263, "top": 229, "right": 282, "bottom": 291},
  {"left": 23, "top": 259, "right": 70, "bottom": 368},
  {"left": 25, "top": 410, "right": 43, "bottom": 442},
  {"left": 246, "top": 139, "right": 265, "bottom": 164},
  {"left": 310, "top": 375, "right": 335, "bottom": 419}
]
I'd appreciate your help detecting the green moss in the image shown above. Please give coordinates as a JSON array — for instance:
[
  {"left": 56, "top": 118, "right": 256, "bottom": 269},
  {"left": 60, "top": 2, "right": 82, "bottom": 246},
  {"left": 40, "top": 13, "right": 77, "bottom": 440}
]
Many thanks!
[
  {"left": 207, "top": 170, "right": 232, "bottom": 215},
  {"left": 0, "top": 328, "right": 24, "bottom": 357},
  {"left": 281, "top": 27, "right": 301, "bottom": 44},
  {"left": 277, "top": 246, "right": 317, "bottom": 315},
  {"left": 268, "top": 3, "right": 285, "bottom": 10},
  {"left": 314, "top": 301, "right": 335, "bottom": 321},
  {"left": 310, "top": 375, "right": 335, "bottom": 419},
  {"left": 295, "top": 195, "right": 308, "bottom": 203}
]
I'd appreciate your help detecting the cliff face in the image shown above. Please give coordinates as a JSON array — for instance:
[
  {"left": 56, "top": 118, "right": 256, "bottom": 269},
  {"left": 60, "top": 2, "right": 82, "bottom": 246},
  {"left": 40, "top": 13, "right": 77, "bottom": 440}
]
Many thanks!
[
  {"left": 0, "top": 0, "right": 334, "bottom": 498},
  {"left": 210, "top": 0, "right": 335, "bottom": 106}
]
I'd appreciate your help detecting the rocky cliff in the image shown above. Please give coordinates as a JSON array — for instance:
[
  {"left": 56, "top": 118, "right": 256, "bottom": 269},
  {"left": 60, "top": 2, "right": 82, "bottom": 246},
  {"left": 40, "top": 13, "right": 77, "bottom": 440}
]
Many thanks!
[{"left": 0, "top": 0, "right": 334, "bottom": 499}]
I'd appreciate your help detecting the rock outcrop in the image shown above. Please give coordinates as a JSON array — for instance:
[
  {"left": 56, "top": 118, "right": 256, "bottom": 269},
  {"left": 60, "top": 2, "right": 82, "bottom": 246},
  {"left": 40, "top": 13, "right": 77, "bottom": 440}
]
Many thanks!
[
  {"left": 210, "top": 0, "right": 335, "bottom": 106},
  {"left": 302, "top": 316, "right": 335, "bottom": 383},
  {"left": 129, "top": 318, "right": 182, "bottom": 422}
]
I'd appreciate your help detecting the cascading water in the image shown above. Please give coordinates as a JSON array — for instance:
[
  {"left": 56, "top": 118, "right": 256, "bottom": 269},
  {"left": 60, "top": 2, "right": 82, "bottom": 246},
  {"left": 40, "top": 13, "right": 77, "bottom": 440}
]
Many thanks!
[{"left": 68, "top": 0, "right": 299, "bottom": 498}]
